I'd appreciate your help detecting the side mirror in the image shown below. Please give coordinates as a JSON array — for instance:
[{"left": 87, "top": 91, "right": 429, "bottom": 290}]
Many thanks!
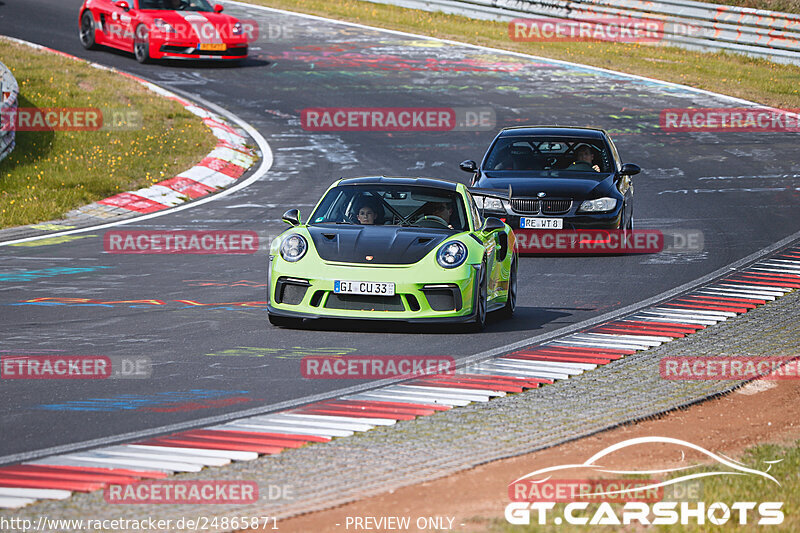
[
  {"left": 114, "top": 0, "right": 130, "bottom": 10},
  {"left": 214, "top": 4, "right": 224, "bottom": 12},
  {"left": 459, "top": 160, "right": 477, "bottom": 173},
  {"left": 481, "top": 217, "right": 505, "bottom": 232},
  {"left": 620, "top": 163, "right": 641, "bottom": 176},
  {"left": 282, "top": 208, "right": 300, "bottom": 226}
]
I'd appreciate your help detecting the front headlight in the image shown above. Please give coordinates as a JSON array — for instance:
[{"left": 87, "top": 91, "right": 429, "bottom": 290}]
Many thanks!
[
  {"left": 154, "top": 18, "right": 176, "bottom": 33},
  {"left": 577, "top": 197, "right": 617, "bottom": 213},
  {"left": 475, "top": 196, "right": 505, "bottom": 212},
  {"left": 280, "top": 234, "right": 307, "bottom": 262},
  {"left": 437, "top": 241, "right": 468, "bottom": 268},
  {"left": 232, "top": 22, "right": 243, "bottom": 36}
]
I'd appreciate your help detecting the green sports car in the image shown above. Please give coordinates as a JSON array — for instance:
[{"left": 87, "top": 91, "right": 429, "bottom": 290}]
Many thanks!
[{"left": 267, "top": 177, "right": 518, "bottom": 330}]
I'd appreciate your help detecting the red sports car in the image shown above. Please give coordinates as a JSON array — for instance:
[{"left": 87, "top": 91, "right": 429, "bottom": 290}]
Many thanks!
[{"left": 79, "top": 0, "right": 249, "bottom": 63}]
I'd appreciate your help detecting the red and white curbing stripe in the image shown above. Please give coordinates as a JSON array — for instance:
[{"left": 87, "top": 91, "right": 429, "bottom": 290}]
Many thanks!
[
  {"left": 1, "top": 248, "right": 798, "bottom": 509},
  {"left": 85, "top": 80, "right": 255, "bottom": 217},
  {"left": 0, "top": 36, "right": 256, "bottom": 221}
]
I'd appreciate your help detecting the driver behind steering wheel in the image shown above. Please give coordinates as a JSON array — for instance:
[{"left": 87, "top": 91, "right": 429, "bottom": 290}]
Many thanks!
[
  {"left": 419, "top": 201, "right": 454, "bottom": 229},
  {"left": 568, "top": 144, "right": 601, "bottom": 172}
]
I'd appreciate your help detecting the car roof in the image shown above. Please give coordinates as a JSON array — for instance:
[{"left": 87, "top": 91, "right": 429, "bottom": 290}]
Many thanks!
[
  {"left": 496, "top": 125, "right": 608, "bottom": 140},
  {"left": 336, "top": 176, "right": 461, "bottom": 191}
]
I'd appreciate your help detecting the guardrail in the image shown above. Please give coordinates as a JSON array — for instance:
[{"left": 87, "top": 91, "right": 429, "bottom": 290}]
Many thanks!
[
  {"left": 366, "top": 0, "right": 800, "bottom": 65},
  {"left": 0, "top": 59, "right": 19, "bottom": 163}
]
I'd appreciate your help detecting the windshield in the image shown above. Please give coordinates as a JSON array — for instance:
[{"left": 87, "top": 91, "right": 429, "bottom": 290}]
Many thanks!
[
  {"left": 309, "top": 185, "right": 468, "bottom": 231},
  {"left": 138, "top": 0, "right": 215, "bottom": 12},
  {"left": 483, "top": 136, "right": 613, "bottom": 174}
]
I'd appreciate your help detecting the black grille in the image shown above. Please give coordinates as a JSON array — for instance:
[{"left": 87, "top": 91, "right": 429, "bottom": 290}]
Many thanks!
[
  {"left": 511, "top": 198, "right": 540, "bottom": 214},
  {"left": 325, "top": 294, "right": 405, "bottom": 311},
  {"left": 511, "top": 198, "right": 572, "bottom": 215},
  {"left": 422, "top": 286, "right": 462, "bottom": 311},
  {"left": 274, "top": 278, "right": 309, "bottom": 305},
  {"left": 406, "top": 294, "right": 421, "bottom": 312},
  {"left": 542, "top": 199, "right": 572, "bottom": 214}
]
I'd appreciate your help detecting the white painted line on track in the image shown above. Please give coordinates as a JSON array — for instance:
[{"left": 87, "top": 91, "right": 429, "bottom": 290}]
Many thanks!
[
  {"left": 96, "top": 447, "right": 230, "bottom": 467},
  {"left": 0, "top": 487, "right": 71, "bottom": 500},
  {"left": 397, "top": 384, "right": 506, "bottom": 397},
  {"left": 630, "top": 314, "right": 718, "bottom": 325},
  {"left": 218, "top": 422, "right": 352, "bottom": 438},
  {"left": 342, "top": 392, "right": 459, "bottom": 406},
  {"left": 572, "top": 333, "right": 665, "bottom": 346},
  {"left": 56, "top": 454, "right": 201, "bottom": 472},
  {"left": 696, "top": 288, "right": 777, "bottom": 300},
  {"left": 493, "top": 358, "right": 591, "bottom": 373},
  {"left": 549, "top": 339, "right": 651, "bottom": 350},
  {"left": 27, "top": 457, "right": 171, "bottom": 472},
  {"left": 477, "top": 361, "right": 573, "bottom": 378},
  {"left": 127, "top": 445, "right": 257, "bottom": 461},
  {"left": 502, "top": 357, "right": 597, "bottom": 371},
  {"left": 384, "top": 385, "right": 491, "bottom": 402},
  {"left": 249, "top": 415, "right": 378, "bottom": 431},
  {"left": 718, "top": 284, "right": 793, "bottom": 293},
  {"left": 651, "top": 307, "right": 738, "bottom": 318},
  {"left": 278, "top": 413, "right": 396, "bottom": 426},
  {"left": 0, "top": 497, "right": 35, "bottom": 509}
]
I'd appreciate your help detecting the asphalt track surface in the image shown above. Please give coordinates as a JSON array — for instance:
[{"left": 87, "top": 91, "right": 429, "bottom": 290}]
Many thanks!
[{"left": 0, "top": 0, "right": 799, "bottom": 462}]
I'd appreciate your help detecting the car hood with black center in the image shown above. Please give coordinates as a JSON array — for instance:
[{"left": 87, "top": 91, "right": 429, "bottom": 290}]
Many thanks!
[
  {"left": 476, "top": 171, "right": 617, "bottom": 199},
  {"left": 307, "top": 225, "right": 452, "bottom": 264}
]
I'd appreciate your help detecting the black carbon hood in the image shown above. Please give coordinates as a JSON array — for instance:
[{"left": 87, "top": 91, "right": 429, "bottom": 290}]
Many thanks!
[{"left": 308, "top": 225, "right": 451, "bottom": 264}]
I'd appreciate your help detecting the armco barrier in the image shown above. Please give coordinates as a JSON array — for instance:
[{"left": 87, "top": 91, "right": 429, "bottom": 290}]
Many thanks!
[
  {"left": 0, "top": 59, "right": 18, "bottom": 163},
  {"left": 366, "top": 0, "right": 800, "bottom": 64}
]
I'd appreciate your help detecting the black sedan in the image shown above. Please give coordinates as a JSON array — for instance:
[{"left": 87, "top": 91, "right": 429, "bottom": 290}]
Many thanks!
[{"left": 460, "top": 126, "right": 640, "bottom": 232}]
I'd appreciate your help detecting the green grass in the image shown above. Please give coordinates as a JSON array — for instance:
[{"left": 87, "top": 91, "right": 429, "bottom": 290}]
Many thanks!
[
  {"left": 243, "top": 0, "right": 800, "bottom": 109},
  {"left": 483, "top": 439, "right": 800, "bottom": 532},
  {"left": 0, "top": 38, "right": 217, "bottom": 228}
]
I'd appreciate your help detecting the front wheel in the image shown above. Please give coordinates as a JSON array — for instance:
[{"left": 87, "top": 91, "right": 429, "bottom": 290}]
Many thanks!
[
  {"left": 134, "top": 25, "right": 150, "bottom": 63},
  {"left": 79, "top": 11, "right": 97, "bottom": 50}
]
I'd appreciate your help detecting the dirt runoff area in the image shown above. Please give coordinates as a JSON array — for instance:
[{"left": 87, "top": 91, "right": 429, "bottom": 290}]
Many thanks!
[{"left": 266, "top": 376, "right": 800, "bottom": 533}]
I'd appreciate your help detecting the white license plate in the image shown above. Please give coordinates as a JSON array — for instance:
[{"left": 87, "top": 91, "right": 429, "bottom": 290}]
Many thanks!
[
  {"left": 334, "top": 280, "right": 395, "bottom": 296},
  {"left": 520, "top": 218, "right": 563, "bottom": 229}
]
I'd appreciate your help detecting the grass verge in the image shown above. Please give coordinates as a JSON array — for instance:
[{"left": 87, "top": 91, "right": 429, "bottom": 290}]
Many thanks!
[
  {"left": 0, "top": 38, "right": 217, "bottom": 229},
  {"left": 485, "top": 438, "right": 799, "bottom": 531},
  {"left": 243, "top": 0, "right": 800, "bottom": 109}
]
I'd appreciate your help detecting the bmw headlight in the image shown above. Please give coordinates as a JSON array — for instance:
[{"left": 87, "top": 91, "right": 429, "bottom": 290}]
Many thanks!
[
  {"left": 577, "top": 197, "right": 617, "bottom": 213},
  {"left": 437, "top": 241, "right": 468, "bottom": 268},
  {"left": 475, "top": 196, "right": 504, "bottom": 212},
  {"left": 280, "top": 234, "right": 307, "bottom": 262}
]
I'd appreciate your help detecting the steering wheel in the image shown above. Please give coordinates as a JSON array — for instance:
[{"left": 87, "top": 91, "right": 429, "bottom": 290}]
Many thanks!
[
  {"left": 569, "top": 161, "right": 595, "bottom": 172},
  {"left": 415, "top": 215, "right": 450, "bottom": 228}
]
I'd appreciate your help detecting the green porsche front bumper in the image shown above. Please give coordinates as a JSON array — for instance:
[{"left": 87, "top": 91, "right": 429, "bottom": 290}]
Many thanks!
[{"left": 267, "top": 240, "right": 482, "bottom": 322}]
